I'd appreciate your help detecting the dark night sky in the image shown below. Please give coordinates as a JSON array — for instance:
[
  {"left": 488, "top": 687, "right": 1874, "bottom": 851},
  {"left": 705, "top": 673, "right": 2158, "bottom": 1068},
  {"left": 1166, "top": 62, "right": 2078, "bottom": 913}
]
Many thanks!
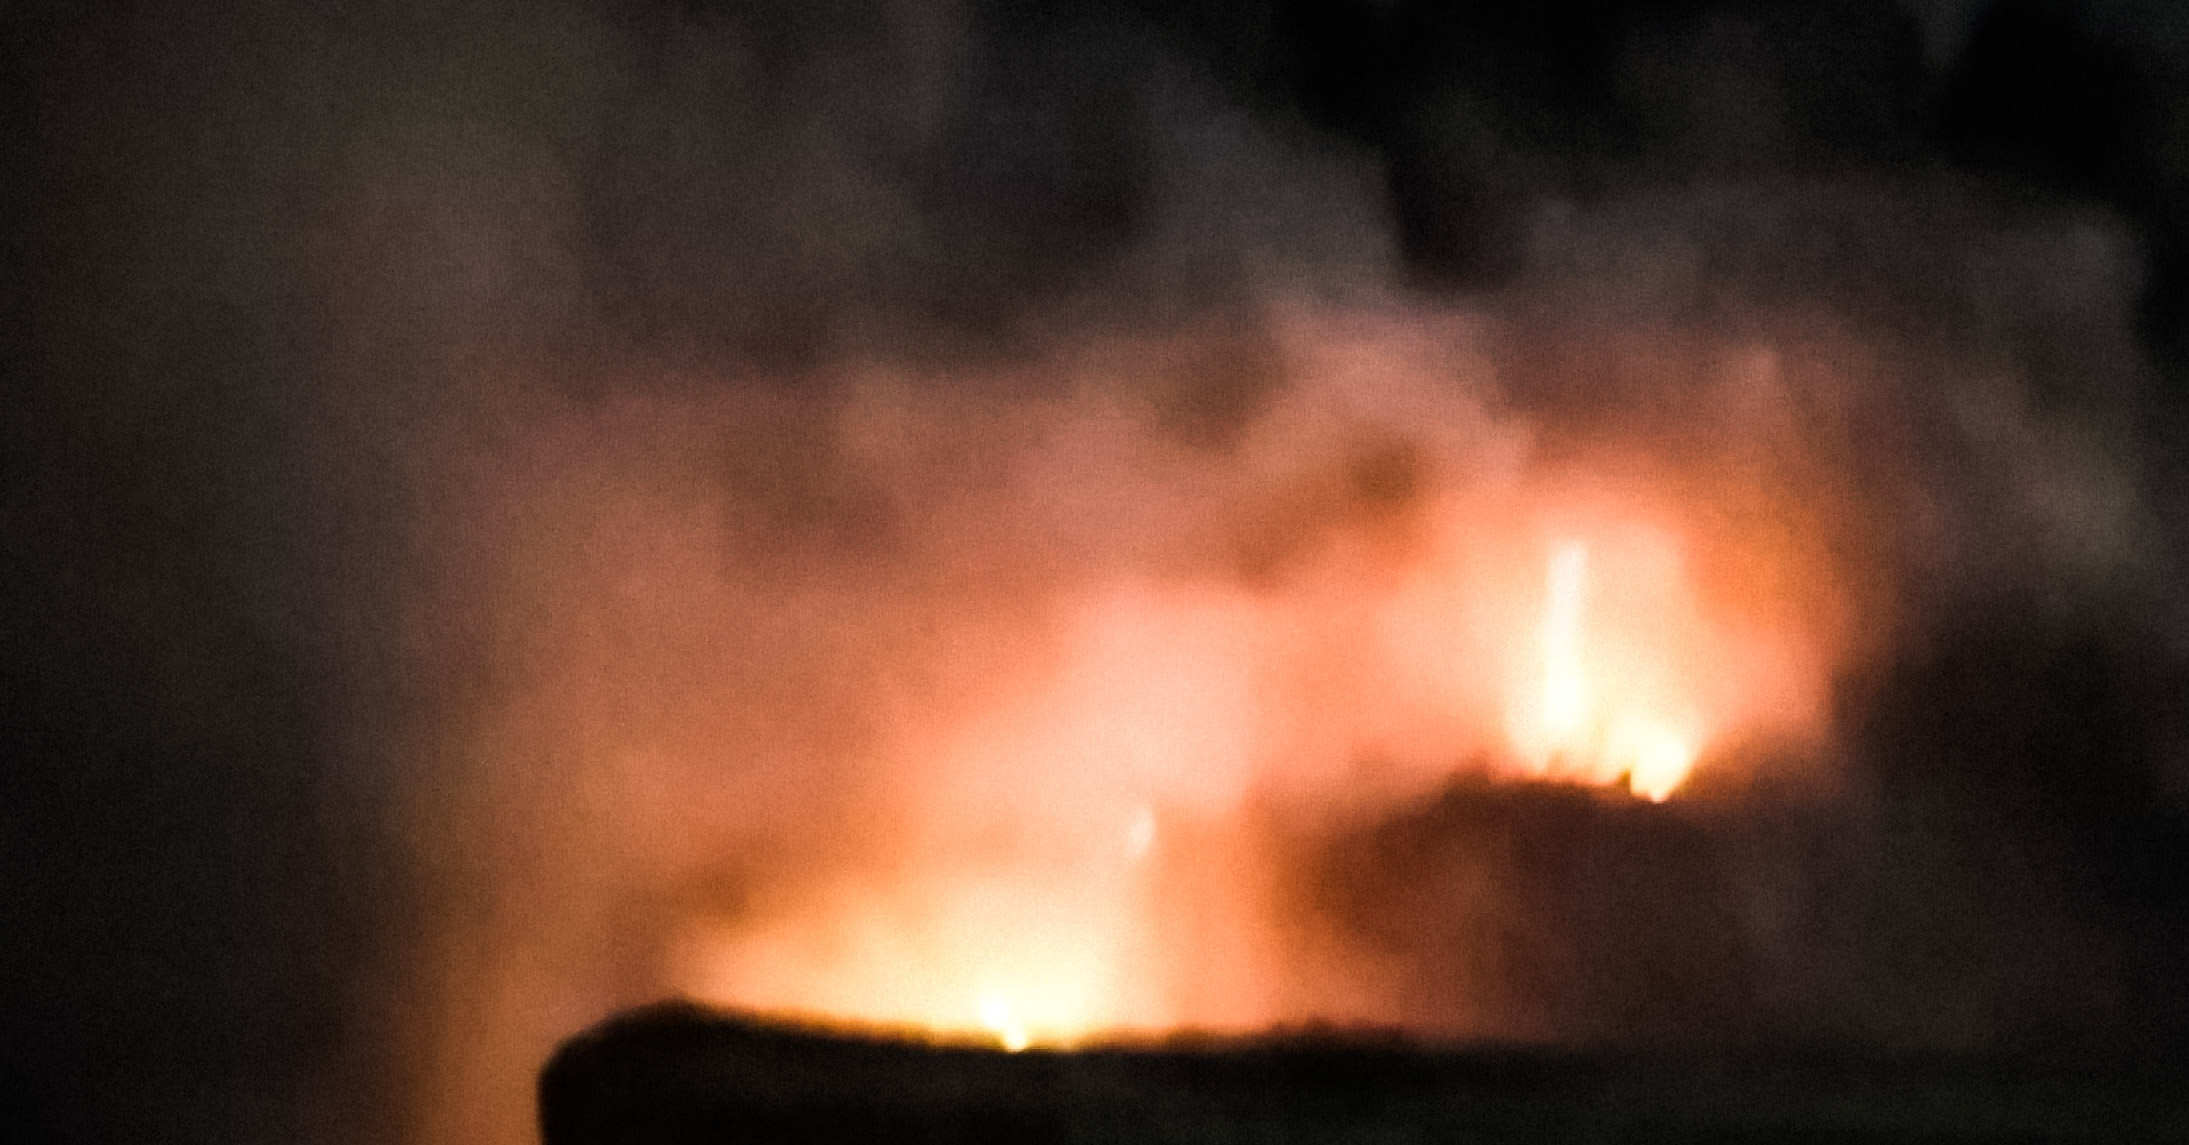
[{"left": 5, "top": 2, "right": 2189, "bottom": 1143}]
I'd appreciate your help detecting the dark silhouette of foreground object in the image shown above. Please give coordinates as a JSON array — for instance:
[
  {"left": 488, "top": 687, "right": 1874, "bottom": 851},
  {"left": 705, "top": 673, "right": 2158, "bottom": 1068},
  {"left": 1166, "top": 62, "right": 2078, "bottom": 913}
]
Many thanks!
[{"left": 541, "top": 1003, "right": 2188, "bottom": 1144}]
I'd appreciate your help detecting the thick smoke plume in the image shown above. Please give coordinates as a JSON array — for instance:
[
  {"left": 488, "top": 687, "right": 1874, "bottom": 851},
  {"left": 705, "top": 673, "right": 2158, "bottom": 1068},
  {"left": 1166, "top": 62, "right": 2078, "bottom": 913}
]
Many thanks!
[{"left": 8, "top": 3, "right": 2189, "bottom": 1145}]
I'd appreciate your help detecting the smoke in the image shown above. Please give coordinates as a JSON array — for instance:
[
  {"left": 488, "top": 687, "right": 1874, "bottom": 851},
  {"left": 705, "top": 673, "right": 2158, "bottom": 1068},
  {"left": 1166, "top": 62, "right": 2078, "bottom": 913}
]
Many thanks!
[
  {"left": 8, "top": 2, "right": 2189, "bottom": 1144},
  {"left": 349, "top": 167, "right": 2156, "bottom": 1145}
]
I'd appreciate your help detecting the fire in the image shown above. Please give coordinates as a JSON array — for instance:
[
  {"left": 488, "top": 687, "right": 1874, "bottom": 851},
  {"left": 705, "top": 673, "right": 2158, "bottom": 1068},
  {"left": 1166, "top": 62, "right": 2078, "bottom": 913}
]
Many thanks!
[
  {"left": 670, "top": 859, "right": 1163, "bottom": 1049},
  {"left": 1124, "top": 805, "right": 1157, "bottom": 860},
  {"left": 629, "top": 326, "right": 1856, "bottom": 1057},
  {"left": 1506, "top": 537, "right": 1701, "bottom": 800},
  {"left": 1539, "top": 540, "right": 1595, "bottom": 752},
  {"left": 361, "top": 197, "right": 1917, "bottom": 1144},
  {"left": 672, "top": 491, "right": 1821, "bottom": 1046},
  {"left": 977, "top": 993, "right": 1031, "bottom": 1052}
]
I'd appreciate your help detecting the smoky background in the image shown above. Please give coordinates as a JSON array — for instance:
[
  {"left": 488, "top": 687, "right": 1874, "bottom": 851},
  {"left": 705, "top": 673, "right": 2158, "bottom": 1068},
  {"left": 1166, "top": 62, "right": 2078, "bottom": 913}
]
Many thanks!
[{"left": 5, "top": 2, "right": 2189, "bottom": 1144}]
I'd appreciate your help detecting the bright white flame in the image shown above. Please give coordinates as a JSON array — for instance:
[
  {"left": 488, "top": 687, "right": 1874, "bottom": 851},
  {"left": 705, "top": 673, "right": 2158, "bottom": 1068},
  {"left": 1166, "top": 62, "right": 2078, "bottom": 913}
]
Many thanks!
[
  {"left": 1124, "top": 806, "right": 1157, "bottom": 860},
  {"left": 1618, "top": 720, "right": 1698, "bottom": 802},
  {"left": 1540, "top": 540, "right": 1592, "bottom": 750},
  {"left": 978, "top": 992, "right": 1030, "bottom": 1051},
  {"left": 1508, "top": 536, "right": 1703, "bottom": 799}
]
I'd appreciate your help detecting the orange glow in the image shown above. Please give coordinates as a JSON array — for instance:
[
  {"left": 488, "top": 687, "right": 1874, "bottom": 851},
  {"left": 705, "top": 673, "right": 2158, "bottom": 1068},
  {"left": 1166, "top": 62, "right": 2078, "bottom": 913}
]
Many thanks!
[
  {"left": 1503, "top": 537, "right": 1701, "bottom": 800},
  {"left": 1540, "top": 540, "right": 1593, "bottom": 750},
  {"left": 385, "top": 307, "right": 1889, "bottom": 1143},
  {"left": 978, "top": 993, "right": 1031, "bottom": 1051},
  {"left": 668, "top": 474, "right": 1838, "bottom": 1045},
  {"left": 671, "top": 858, "right": 1170, "bottom": 1049}
]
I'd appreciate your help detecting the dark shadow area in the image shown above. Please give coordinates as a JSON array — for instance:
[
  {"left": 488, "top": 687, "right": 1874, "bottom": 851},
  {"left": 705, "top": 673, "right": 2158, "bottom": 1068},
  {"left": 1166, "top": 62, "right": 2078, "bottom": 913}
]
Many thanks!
[{"left": 540, "top": 1002, "right": 2189, "bottom": 1144}]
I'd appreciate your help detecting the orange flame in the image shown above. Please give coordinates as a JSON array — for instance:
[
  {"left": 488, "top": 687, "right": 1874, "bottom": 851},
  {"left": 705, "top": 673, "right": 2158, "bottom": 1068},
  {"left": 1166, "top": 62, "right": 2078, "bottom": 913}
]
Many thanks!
[
  {"left": 1506, "top": 537, "right": 1699, "bottom": 800},
  {"left": 670, "top": 482, "right": 1834, "bottom": 1047},
  {"left": 378, "top": 297, "right": 1895, "bottom": 1145}
]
